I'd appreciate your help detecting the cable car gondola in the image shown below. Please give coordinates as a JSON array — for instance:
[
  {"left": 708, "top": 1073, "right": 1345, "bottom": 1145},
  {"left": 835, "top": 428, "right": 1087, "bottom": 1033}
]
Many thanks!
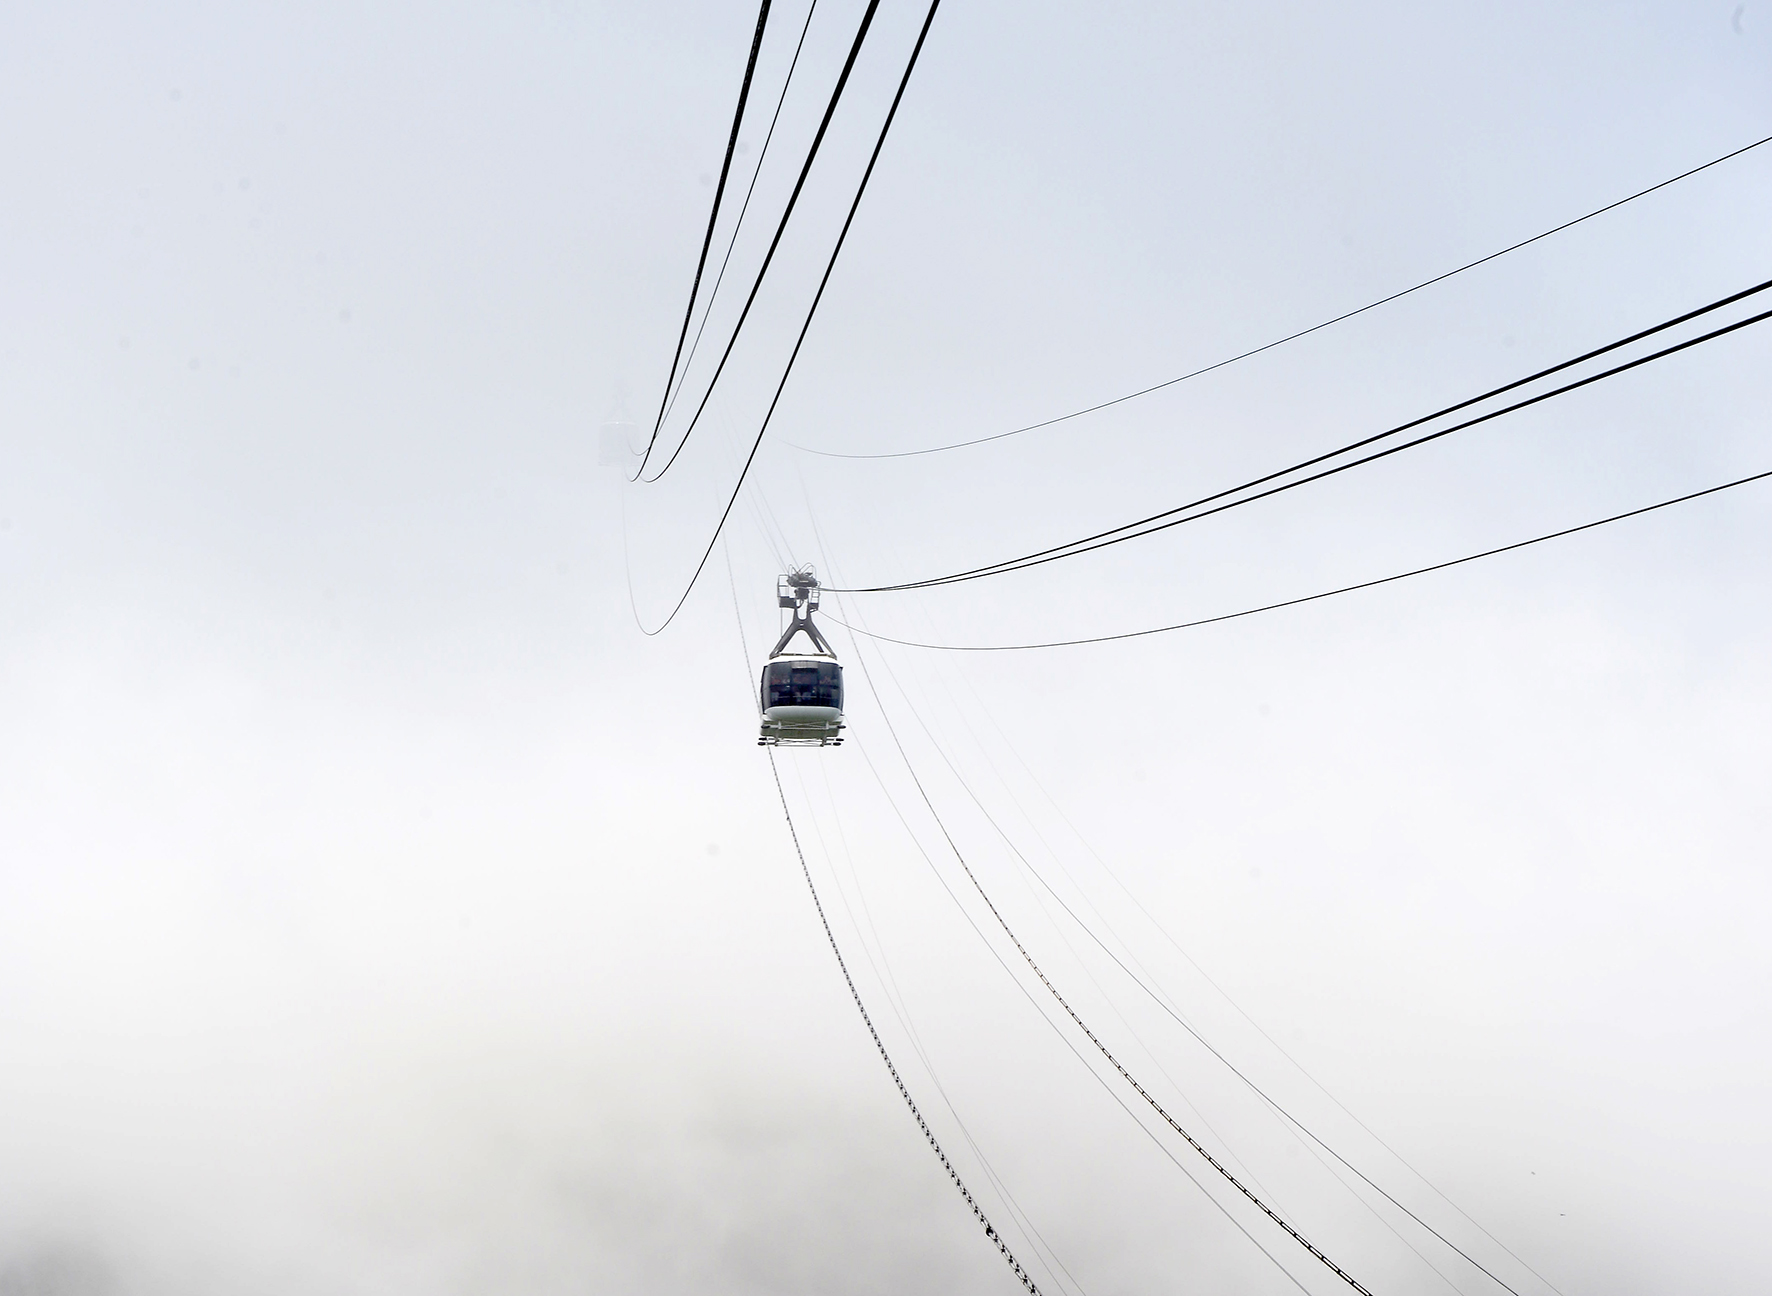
[{"left": 758, "top": 569, "right": 844, "bottom": 748}]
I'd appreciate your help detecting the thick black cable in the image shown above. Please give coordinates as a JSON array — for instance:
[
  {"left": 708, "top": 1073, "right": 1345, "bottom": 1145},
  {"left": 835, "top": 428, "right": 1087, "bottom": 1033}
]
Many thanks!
[
  {"left": 641, "top": 1, "right": 883, "bottom": 483},
  {"left": 830, "top": 467, "right": 1772, "bottom": 651},
  {"left": 829, "top": 281, "right": 1772, "bottom": 593},
  {"left": 660, "top": 1, "right": 822, "bottom": 429},
  {"left": 789, "top": 131, "right": 1772, "bottom": 459},
  {"left": 635, "top": 0, "right": 942, "bottom": 634},
  {"left": 848, "top": 642, "right": 1379, "bottom": 1296},
  {"left": 768, "top": 751, "right": 1046, "bottom": 1295},
  {"left": 636, "top": 1, "right": 773, "bottom": 480}
]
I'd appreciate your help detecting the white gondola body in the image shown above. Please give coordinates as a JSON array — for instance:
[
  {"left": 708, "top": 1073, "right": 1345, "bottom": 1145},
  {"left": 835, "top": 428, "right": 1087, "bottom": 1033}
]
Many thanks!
[{"left": 758, "top": 653, "right": 844, "bottom": 747}]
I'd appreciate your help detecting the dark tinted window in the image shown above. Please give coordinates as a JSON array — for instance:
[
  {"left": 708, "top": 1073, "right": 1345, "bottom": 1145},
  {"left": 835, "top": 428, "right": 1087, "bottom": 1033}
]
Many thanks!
[{"left": 762, "top": 660, "right": 843, "bottom": 710}]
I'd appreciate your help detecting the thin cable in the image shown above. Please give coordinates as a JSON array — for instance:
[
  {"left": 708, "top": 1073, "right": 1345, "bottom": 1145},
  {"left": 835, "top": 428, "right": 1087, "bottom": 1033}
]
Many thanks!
[
  {"left": 848, "top": 607, "right": 1519, "bottom": 1296},
  {"left": 634, "top": 0, "right": 942, "bottom": 634},
  {"left": 660, "top": 1, "right": 822, "bottom": 427},
  {"left": 769, "top": 751, "right": 1046, "bottom": 1295},
  {"left": 816, "top": 515, "right": 1557, "bottom": 1291},
  {"left": 855, "top": 621, "right": 1305, "bottom": 1209},
  {"left": 846, "top": 607, "right": 1481, "bottom": 1295},
  {"left": 848, "top": 639, "right": 1379, "bottom": 1296},
  {"left": 788, "top": 132, "right": 1772, "bottom": 459},
  {"left": 826, "top": 540, "right": 1552, "bottom": 1294},
  {"left": 849, "top": 739, "right": 1316, "bottom": 1296},
  {"left": 637, "top": 0, "right": 773, "bottom": 478},
  {"left": 830, "top": 467, "right": 1772, "bottom": 651},
  {"left": 637, "top": 0, "right": 881, "bottom": 482},
  {"left": 829, "top": 281, "right": 1772, "bottom": 592},
  {"left": 645, "top": 0, "right": 935, "bottom": 486},
  {"left": 725, "top": 541, "right": 759, "bottom": 704},
  {"left": 817, "top": 779, "right": 1093, "bottom": 1296},
  {"left": 791, "top": 759, "right": 1085, "bottom": 1296},
  {"left": 947, "top": 670, "right": 1567, "bottom": 1296},
  {"left": 804, "top": 510, "right": 1299, "bottom": 1214}
]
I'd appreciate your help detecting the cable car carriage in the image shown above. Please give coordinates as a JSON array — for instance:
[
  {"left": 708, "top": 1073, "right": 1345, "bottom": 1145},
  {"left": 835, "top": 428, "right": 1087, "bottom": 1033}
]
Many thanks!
[{"left": 758, "top": 570, "right": 844, "bottom": 748}]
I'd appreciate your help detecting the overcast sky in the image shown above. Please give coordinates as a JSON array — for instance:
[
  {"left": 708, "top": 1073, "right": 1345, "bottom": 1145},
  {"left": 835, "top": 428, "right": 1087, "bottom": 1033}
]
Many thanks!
[{"left": 3, "top": 2, "right": 1770, "bottom": 1293}]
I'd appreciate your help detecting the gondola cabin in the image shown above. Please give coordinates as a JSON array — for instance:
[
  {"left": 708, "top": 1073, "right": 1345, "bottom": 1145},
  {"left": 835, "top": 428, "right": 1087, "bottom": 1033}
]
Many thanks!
[
  {"left": 759, "top": 653, "right": 844, "bottom": 747},
  {"left": 758, "top": 570, "right": 844, "bottom": 748}
]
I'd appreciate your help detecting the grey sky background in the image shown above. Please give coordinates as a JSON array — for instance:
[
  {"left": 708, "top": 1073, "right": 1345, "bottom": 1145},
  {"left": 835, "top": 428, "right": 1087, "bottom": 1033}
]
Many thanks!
[{"left": 2, "top": 2, "right": 1769, "bottom": 1293}]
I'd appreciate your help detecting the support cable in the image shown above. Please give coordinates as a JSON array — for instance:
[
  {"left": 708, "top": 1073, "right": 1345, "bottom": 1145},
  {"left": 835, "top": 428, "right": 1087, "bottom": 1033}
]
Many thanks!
[
  {"left": 828, "top": 280, "right": 1772, "bottom": 592},
  {"left": 819, "top": 527, "right": 1555, "bottom": 1293},
  {"left": 807, "top": 504, "right": 1546, "bottom": 1292},
  {"left": 637, "top": 0, "right": 773, "bottom": 479},
  {"left": 637, "top": 0, "right": 881, "bottom": 482},
  {"left": 660, "top": 1, "right": 823, "bottom": 428},
  {"left": 848, "top": 738, "right": 1317, "bottom": 1296},
  {"left": 934, "top": 658, "right": 1568, "bottom": 1296},
  {"left": 635, "top": 0, "right": 942, "bottom": 633},
  {"left": 792, "top": 758, "right": 1088, "bottom": 1296},
  {"left": 829, "top": 467, "right": 1772, "bottom": 651},
  {"left": 641, "top": 1, "right": 882, "bottom": 482},
  {"left": 789, "top": 132, "right": 1772, "bottom": 460},
  {"left": 846, "top": 638, "right": 1380, "bottom": 1296},
  {"left": 847, "top": 611, "right": 1524, "bottom": 1296},
  {"left": 768, "top": 750, "right": 1046, "bottom": 1295}
]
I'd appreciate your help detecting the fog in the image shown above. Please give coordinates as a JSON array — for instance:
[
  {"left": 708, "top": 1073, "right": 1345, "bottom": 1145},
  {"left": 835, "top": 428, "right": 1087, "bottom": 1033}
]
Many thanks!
[{"left": 2, "top": 2, "right": 1769, "bottom": 1293}]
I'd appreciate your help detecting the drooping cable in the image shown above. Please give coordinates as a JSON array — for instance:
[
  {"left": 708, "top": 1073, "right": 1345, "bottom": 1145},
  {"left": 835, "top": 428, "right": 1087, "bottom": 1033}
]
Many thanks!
[
  {"left": 827, "top": 279, "right": 1772, "bottom": 593},
  {"left": 792, "top": 492, "right": 1320, "bottom": 1289},
  {"left": 846, "top": 638, "right": 1380, "bottom": 1296},
  {"left": 827, "top": 467, "right": 1772, "bottom": 650},
  {"left": 636, "top": 1, "right": 774, "bottom": 479},
  {"left": 641, "top": 0, "right": 885, "bottom": 483},
  {"left": 637, "top": 0, "right": 880, "bottom": 482},
  {"left": 846, "top": 737, "right": 1316, "bottom": 1296},
  {"left": 801, "top": 511, "right": 1299, "bottom": 1220},
  {"left": 635, "top": 0, "right": 943, "bottom": 634},
  {"left": 916, "top": 623, "right": 1567, "bottom": 1295},
  {"left": 788, "top": 132, "right": 1772, "bottom": 459},
  {"left": 845, "top": 606, "right": 1537, "bottom": 1296},
  {"left": 791, "top": 758, "right": 1089, "bottom": 1296},
  {"left": 807, "top": 502, "right": 1557, "bottom": 1292},
  {"left": 660, "top": 1, "right": 822, "bottom": 429},
  {"left": 768, "top": 750, "right": 1046, "bottom": 1295}
]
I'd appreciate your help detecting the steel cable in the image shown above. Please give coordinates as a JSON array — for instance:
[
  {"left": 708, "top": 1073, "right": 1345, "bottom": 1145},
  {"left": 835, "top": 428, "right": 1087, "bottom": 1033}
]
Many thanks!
[
  {"left": 852, "top": 610, "right": 1565, "bottom": 1296},
  {"left": 817, "top": 527, "right": 1569, "bottom": 1296},
  {"left": 638, "top": 0, "right": 882, "bottom": 482},
  {"left": 828, "top": 468, "right": 1772, "bottom": 651},
  {"left": 788, "top": 132, "right": 1772, "bottom": 460},
  {"left": 846, "top": 734, "right": 1318, "bottom": 1295},
  {"left": 635, "top": 0, "right": 943, "bottom": 633},
  {"left": 846, "top": 638, "right": 1380, "bottom": 1296},
  {"left": 850, "top": 618, "right": 1515, "bottom": 1295},
  {"left": 809, "top": 500, "right": 1566, "bottom": 1291},
  {"left": 659, "top": 1, "right": 822, "bottom": 429},
  {"left": 827, "top": 279, "right": 1772, "bottom": 593},
  {"left": 768, "top": 750, "right": 1046, "bottom": 1295},
  {"left": 636, "top": 1, "right": 773, "bottom": 479}
]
